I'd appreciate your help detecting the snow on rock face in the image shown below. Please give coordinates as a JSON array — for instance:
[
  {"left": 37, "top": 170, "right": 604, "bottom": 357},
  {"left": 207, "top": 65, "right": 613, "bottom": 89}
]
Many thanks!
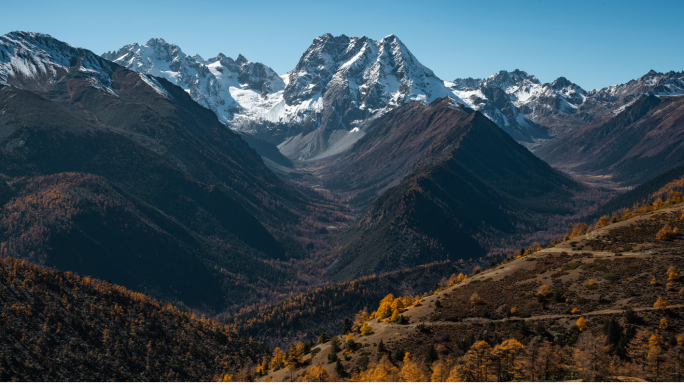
[
  {"left": 102, "top": 39, "right": 284, "bottom": 125},
  {"left": 0, "top": 31, "right": 116, "bottom": 94},
  {"left": 230, "top": 33, "right": 465, "bottom": 158},
  {"left": 105, "top": 33, "right": 468, "bottom": 159},
  {"left": 447, "top": 70, "right": 550, "bottom": 143},
  {"left": 450, "top": 69, "right": 684, "bottom": 137}
]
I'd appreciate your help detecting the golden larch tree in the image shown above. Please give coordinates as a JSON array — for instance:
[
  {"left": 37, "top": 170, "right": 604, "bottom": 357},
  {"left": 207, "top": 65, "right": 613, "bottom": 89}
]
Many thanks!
[
  {"left": 537, "top": 284, "right": 550, "bottom": 296},
  {"left": 573, "top": 332, "right": 610, "bottom": 381},
  {"left": 627, "top": 328, "right": 651, "bottom": 378},
  {"left": 430, "top": 358, "right": 453, "bottom": 382},
  {"left": 303, "top": 364, "right": 330, "bottom": 382},
  {"left": 648, "top": 333, "right": 667, "bottom": 381},
  {"left": 654, "top": 296, "right": 668, "bottom": 310},
  {"left": 492, "top": 339, "right": 525, "bottom": 381},
  {"left": 576, "top": 316, "right": 587, "bottom": 332},
  {"left": 461, "top": 341, "right": 494, "bottom": 382},
  {"left": 660, "top": 318, "right": 668, "bottom": 330},
  {"left": 360, "top": 321, "right": 372, "bottom": 336},
  {"left": 399, "top": 353, "right": 426, "bottom": 382}
]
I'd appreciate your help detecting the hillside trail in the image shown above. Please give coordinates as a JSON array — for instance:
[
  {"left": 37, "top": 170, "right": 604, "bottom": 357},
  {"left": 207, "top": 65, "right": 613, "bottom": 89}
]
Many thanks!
[{"left": 428, "top": 304, "right": 684, "bottom": 326}]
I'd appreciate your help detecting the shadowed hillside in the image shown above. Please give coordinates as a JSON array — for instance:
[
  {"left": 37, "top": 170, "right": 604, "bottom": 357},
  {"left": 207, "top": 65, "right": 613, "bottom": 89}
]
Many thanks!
[
  {"left": 0, "top": 256, "right": 267, "bottom": 381},
  {"left": 328, "top": 101, "right": 582, "bottom": 281}
]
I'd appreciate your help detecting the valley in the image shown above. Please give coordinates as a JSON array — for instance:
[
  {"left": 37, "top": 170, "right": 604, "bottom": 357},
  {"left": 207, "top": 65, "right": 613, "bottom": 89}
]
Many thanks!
[{"left": 0, "top": 26, "right": 683, "bottom": 382}]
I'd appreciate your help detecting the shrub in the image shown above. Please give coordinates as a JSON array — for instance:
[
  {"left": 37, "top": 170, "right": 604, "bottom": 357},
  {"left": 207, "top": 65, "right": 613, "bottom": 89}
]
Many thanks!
[{"left": 603, "top": 273, "right": 620, "bottom": 281}]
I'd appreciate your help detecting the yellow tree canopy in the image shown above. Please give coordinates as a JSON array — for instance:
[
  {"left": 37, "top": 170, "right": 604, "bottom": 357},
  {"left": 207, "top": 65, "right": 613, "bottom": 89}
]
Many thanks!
[
  {"left": 399, "top": 360, "right": 426, "bottom": 382},
  {"left": 660, "top": 318, "right": 669, "bottom": 330},
  {"left": 360, "top": 321, "right": 372, "bottom": 336},
  {"left": 391, "top": 298, "right": 404, "bottom": 312},
  {"left": 594, "top": 216, "right": 610, "bottom": 230},
  {"left": 430, "top": 359, "right": 453, "bottom": 382},
  {"left": 654, "top": 296, "right": 668, "bottom": 310},
  {"left": 303, "top": 364, "right": 330, "bottom": 382},
  {"left": 576, "top": 316, "right": 587, "bottom": 332},
  {"left": 537, "top": 284, "right": 550, "bottom": 296}
]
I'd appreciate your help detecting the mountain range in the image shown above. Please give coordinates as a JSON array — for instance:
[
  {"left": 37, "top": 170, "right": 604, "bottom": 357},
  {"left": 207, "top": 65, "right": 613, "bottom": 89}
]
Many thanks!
[
  {"left": 2, "top": 29, "right": 684, "bottom": 380},
  {"left": 104, "top": 35, "right": 684, "bottom": 167}
]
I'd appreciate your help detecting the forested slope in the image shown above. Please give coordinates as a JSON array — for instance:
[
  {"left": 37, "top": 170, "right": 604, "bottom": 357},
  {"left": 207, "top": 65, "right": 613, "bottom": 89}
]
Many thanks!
[{"left": 0, "top": 256, "right": 266, "bottom": 381}]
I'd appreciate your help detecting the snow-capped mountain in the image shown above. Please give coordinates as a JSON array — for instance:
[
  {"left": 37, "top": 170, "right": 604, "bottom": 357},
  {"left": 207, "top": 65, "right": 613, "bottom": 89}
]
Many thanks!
[
  {"left": 106, "top": 34, "right": 473, "bottom": 159},
  {"left": 584, "top": 70, "right": 684, "bottom": 115},
  {"left": 451, "top": 69, "right": 684, "bottom": 138},
  {"left": 447, "top": 70, "right": 551, "bottom": 143},
  {"left": 0, "top": 31, "right": 117, "bottom": 93},
  {"left": 245, "top": 33, "right": 468, "bottom": 159},
  {"left": 102, "top": 39, "right": 285, "bottom": 125}
]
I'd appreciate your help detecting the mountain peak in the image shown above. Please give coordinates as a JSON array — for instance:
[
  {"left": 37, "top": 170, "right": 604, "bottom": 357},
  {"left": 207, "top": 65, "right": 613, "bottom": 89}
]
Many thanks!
[
  {"left": 236, "top": 54, "right": 249, "bottom": 65},
  {"left": 146, "top": 37, "right": 169, "bottom": 46},
  {"left": 550, "top": 76, "right": 572, "bottom": 89},
  {"left": 1, "top": 30, "right": 114, "bottom": 91}
]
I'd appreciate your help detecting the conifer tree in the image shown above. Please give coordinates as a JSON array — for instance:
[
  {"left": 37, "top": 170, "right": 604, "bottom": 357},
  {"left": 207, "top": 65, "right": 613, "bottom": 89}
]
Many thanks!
[
  {"left": 627, "top": 328, "right": 651, "bottom": 377},
  {"left": 667, "top": 342, "right": 684, "bottom": 382},
  {"left": 303, "top": 364, "right": 330, "bottom": 382},
  {"left": 492, "top": 339, "right": 525, "bottom": 381},
  {"left": 377, "top": 338, "right": 386, "bottom": 353},
  {"left": 430, "top": 358, "right": 453, "bottom": 382},
  {"left": 573, "top": 332, "right": 610, "bottom": 381},
  {"left": 330, "top": 337, "right": 340, "bottom": 353},
  {"left": 335, "top": 360, "right": 346, "bottom": 379},
  {"left": 341, "top": 317, "right": 352, "bottom": 335},
  {"left": 327, "top": 349, "right": 337, "bottom": 364},
  {"left": 425, "top": 344, "right": 438, "bottom": 364},
  {"left": 648, "top": 333, "right": 667, "bottom": 381},
  {"left": 360, "top": 322, "right": 372, "bottom": 336},
  {"left": 654, "top": 296, "right": 668, "bottom": 310},
  {"left": 461, "top": 340, "right": 494, "bottom": 382},
  {"left": 660, "top": 318, "right": 668, "bottom": 330}
]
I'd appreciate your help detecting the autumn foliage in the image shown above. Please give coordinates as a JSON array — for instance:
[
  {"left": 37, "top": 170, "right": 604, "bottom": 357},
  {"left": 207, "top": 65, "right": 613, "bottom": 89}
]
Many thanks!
[{"left": 0, "top": 256, "right": 266, "bottom": 381}]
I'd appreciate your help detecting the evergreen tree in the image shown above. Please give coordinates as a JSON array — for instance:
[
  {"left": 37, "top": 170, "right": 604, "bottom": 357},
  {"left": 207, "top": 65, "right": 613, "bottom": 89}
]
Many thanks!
[
  {"left": 330, "top": 337, "right": 340, "bottom": 353},
  {"left": 391, "top": 346, "right": 405, "bottom": 363},
  {"left": 602, "top": 317, "right": 625, "bottom": 357},
  {"left": 335, "top": 360, "right": 346, "bottom": 378},
  {"left": 377, "top": 339, "right": 386, "bottom": 353},
  {"left": 573, "top": 332, "right": 610, "bottom": 381},
  {"left": 341, "top": 317, "right": 352, "bottom": 335},
  {"left": 426, "top": 344, "right": 438, "bottom": 364},
  {"left": 327, "top": 349, "right": 338, "bottom": 364}
]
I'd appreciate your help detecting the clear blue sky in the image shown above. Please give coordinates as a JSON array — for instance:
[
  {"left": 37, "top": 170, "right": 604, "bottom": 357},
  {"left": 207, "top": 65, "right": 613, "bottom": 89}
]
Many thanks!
[{"left": 2, "top": 0, "right": 682, "bottom": 90}]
